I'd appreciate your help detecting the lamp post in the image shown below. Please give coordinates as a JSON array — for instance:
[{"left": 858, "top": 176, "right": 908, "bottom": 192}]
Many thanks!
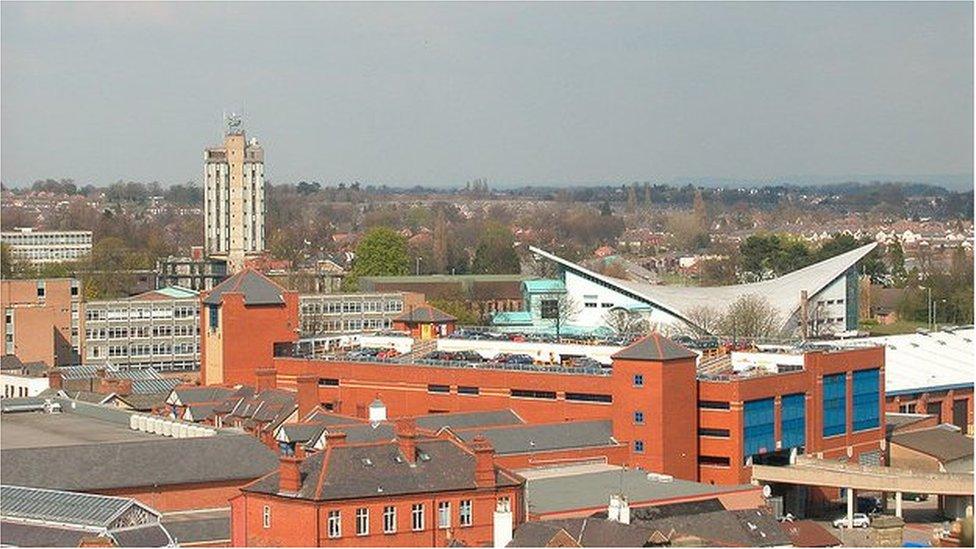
[
  {"left": 934, "top": 298, "right": 947, "bottom": 332},
  {"left": 415, "top": 257, "right": 422, "bottom": 276}
]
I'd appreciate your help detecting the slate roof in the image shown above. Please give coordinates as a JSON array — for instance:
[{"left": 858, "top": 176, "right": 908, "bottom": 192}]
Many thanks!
[
  {"left": 131, "top": 378, "right": 181, "bottom": 395},
  {"left": 529, "top": 518, "right": 657, "bottom": 547},
  {"left": 162, "top": 516, "right": 230, "bottom": 545},
  {"left": 884, "top": 412, "right": 934, "bottom": 435},
  {"left": 455, "top": 420, "right": 616, "bottom": 455},
  {"left": 57, "top": 366, "right": 162, "bottom": 381},
  {"left": 780, "top": 520, "right": 842, "bottom": 547},
  {"left": 2, "top": 433, "right": 279, "bottom": 491},
  {"left": 0, "top": 521, "right": 91, "bottom": 547},
  {"left": 108, "top": 524, "right": 173, "bottom": 547},
  {"left": 169, "top": 386, "right": 238, "bottom": 406},
  {"left": 1, "top": 354, "right": 25, "bottom": 371},
  {"left": 303, "top": 409, "right": 366, "bottom": 426},
  {"left": 634, "top": 507, "right": 792, "bottom": 547},
  {"left": 246, "top": 437, "right": 522, "bottom": 501},
  {"left": 393, "top": 304, "right": 456, "bottom": 323},
  {"left": 611, "top": 333, "right": 697, "bottom": 361},
  {"left": 415, "top": 409, "right": 524, "bottom": 431},
  {"left": 202, "top": 269, "right": 285, "bottom": 306},
  {"left": 183, "top": 403, "right": 217, "bottom": 422},
  {"left": 277, "top": 423, "right": 328, "bottom": 444},
  {"left": 115, "top": 393, "right": 167, "bottom": 411},
  {"left": 890, "top": 427, "right": 974, "bottom": 463}
]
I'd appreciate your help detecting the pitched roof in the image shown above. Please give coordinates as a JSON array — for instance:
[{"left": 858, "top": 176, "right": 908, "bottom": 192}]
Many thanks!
[
  {"left": 131, "top": 378, "right": 181, "bottom": 395},
  {"left": 634, "top": 508, "right": 791, "bottom": 547},
  {"left": 202, "top": 269, "right": 285, "bottom": 306},
  {"left": 393, "top": 304, "right": 456, "bottom": 323},
  {"left": 510, "top": 518, "right": 657, "bottom": 547},
  {"left": 890, "top": 427, "right": 974, "bottom": 463},
  {"left": 780, "top": 520, "right": 842, "bottom": 547},
  {"left": 245, "top": 437, "right": 522, "bottom": 501},
  {"left": 611, "top": 333, "right": 697, "bottom": 361},
  {"left": 168, "top": 386, "right": 238, "bottom": 406},
  {"left": 0, "top": 485, "right": 154, "bottom": 528},
  {"left": 454, "top": 420, "right": 616, "bottom": 455},
  {"left": 0, "top": 354, "right": 25, "bottom": 371},
  {"left": 531, "top": 243, "right": 877, "bottom": 332},
  {"left": 1, "top": 433, "right": 279, "bottom": 491},
  {"left": 161, "top": 516, "right": 230, "bottom": 545}
]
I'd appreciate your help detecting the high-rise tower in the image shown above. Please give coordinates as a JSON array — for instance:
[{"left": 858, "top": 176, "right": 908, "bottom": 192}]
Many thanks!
[{"left": 204, "top": 114, "right": 265, "bottom": 273}]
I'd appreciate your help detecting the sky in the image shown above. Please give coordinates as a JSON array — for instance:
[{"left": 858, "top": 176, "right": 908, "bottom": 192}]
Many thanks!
[{"left": 1, "top": 2, "right": 972, "bottom": 189}]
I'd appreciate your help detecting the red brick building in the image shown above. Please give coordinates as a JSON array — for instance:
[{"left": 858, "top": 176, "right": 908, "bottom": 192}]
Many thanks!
[
  {"left": 1, "top": 278, "right": 81, "bottom": 367},
  {"left": 392, "top": 305, "right": 456, "bottom": 339},
  {"left": 231, "top": 419, "right": 524, "bottom": 547},
  {"left": 200, "top": 269, "right": 299, "bottom": 387}
]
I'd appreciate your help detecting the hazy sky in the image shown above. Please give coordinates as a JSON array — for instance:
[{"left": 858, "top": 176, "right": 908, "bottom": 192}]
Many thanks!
[{"left": 1, "top": 2, "right": 972, "bottom": 188}]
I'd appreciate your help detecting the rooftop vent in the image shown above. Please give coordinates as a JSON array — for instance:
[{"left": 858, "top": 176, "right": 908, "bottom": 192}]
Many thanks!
[
  {"left": 418, "top": 452, "right": 431, "bottom": 462},
  {"left": 362, "top": 458, "right": 374, "bottom": 467}
]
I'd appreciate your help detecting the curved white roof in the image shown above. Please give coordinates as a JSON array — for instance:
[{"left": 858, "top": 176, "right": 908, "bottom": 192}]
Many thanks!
[{"left": 530, "top": 242, "right": 877, "bottom": 332}]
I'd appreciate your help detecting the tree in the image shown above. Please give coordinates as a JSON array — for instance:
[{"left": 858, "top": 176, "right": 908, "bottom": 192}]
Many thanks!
[
  {"left": 471, "top": 224, "right": 520, "bottom": 274},
  {"left": 667, "top": 213, "right": 710, "bottom": 252},
  {"left": 0, "top": 243, "right": 12, "bottom": 279},
  {"left": 888, "top": 241, "right": 907, "bottom": 283},
  {"left": 603, "top": 308, "right": 648, "bottom": 336},
  {"left": 535, "top": 293, "right": 580, "bottom": 338},
  {"left": 346, "top": 227, "right": 410, "bottom": 289},
  {"left": 716, "top": 295, "right": 782, "bottom": 340},
  {"left": 692, "top": 189, "right": 707, "bottom": 227},
  {"left": 684, "top": 306, "right": 724, "bottom": 336}
]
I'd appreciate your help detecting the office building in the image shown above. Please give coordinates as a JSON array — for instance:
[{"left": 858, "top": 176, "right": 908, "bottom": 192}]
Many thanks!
[
  {"left": 298, "top": 292, "right": 424, "bottom": 336},
  {"left": 1, "top": 278, "right": 81, "bottom": 367},
  {"left": 83, "top": 286, "right": 201, "bottom": 371},
  {"left": 0, "top": 228, "right": 92, "bottom": 265},
  {"left": 204, "top": 115, "right": 266, "bottom": 273}
]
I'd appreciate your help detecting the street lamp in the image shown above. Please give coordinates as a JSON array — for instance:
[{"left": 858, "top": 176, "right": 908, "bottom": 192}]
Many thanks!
[
  {"left": 415, "top": 257, "right": 423, "bottom": 276},
  {"left": 934, "top": 298, "right": 948, "bottom": 332}
]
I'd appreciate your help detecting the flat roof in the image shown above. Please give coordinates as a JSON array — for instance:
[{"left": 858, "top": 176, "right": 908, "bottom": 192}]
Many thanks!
[
  {"left": 0, "top": 412, "right": 159, "bottom": 450},
  {"left": 525, "top": 466, "right": 756, "bottom": 516}
]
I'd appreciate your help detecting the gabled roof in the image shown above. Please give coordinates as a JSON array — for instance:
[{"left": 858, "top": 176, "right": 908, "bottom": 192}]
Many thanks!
[
  {"left": 611, "top": 333, "right": 697, "bottom": 361},
  {"left": 890, "top": 427, "right": 974, "bottom": 463},
  {"left": 393, "top": 304, "right": 456, "bottom": 323},
  {"left": 0, "top": 355, "right": 25, "bottom": 371},
  {"left": 245, "top": 436, "right": 522, "bottom": 501},
  {"left": 128, "top": 286, "right": 199, "bottom": 301},
  {"left": 780, "top": 520, "right": 842, "bottom": 547},
  {"left": 530, "top": 243, "right": 877, "bottom": 332},
  {"left": 0, "top": 485, "right": 157, "bottom": 528},
  {"left": 202, "top": 269, "right": 285, "bottom": 306},
  {"left": 167, "top": 386, "right": 238, "bottom": 407}
]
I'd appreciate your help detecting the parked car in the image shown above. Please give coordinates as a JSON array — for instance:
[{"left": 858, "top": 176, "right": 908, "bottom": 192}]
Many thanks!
[
  {"left": 832, "top": 513, "right": 870, "bottom": 529},
  {"left": 902, "top": 493, "right": 929, "bottom": 502}
]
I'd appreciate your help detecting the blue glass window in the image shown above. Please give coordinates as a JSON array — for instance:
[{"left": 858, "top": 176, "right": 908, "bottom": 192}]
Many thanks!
[
  {"left": 208, "top": 304, "right": 219, "bottom": 330},
  {"left": 852, "top": 369, "right": 880, "bottom": 431},
  {"left": 633, "top": 374, "right": 644, "bottom": 387},
  {"left": 743, "top": 398, "right": 775, "bottom": 457},
  {"left": 634, "top": 440, "right": 644, "bottom": 453},
  {"left": 781, "top": 393, "right": 806, "bottom": 449},
  {"left": 823, "top": 373, "right": 847, "bottom": 437},
  {"left": 634, "top": 411, "right": 644, "bottom": 424}
]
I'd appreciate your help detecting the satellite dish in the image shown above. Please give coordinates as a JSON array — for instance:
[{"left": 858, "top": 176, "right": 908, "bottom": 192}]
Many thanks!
[{"left": 762, "top": 485, "right": 772, "bottom": 498}]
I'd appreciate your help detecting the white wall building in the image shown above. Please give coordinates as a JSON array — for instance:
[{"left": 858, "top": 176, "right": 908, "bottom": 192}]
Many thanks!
[{"left": 1, "top": 228, "right": 92, "bottom": 265}]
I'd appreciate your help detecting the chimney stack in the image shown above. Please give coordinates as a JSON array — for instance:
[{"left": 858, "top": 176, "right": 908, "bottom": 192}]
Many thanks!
[
  {"left": 470, "top": 434, "right": 496, "bottom": 488},
  {"left": 278, "top": 455, "right": 303, "bottom": 494},
  {"left": 48, "top": 369, "right": 63, "bottom": 390},
  {"left": 395, "top": 418, "right": 418, "bottom": 463},
  {"left": 255, "top": 368, "right": 277, "bottom": 392},
  {"left": 608, "top": 494, "right": 631, "bottom": 524},
  {"left": 369, "top": 397, "right": 387, "bottom": 424},
  {"left": 296, "top": 374, "right": 319, "bottom": 421},
  {"left": 492, "top": 498, "right": 514, "bottom": 548},
  {"left": 324, "top": 430, "right": 347, "bottom": 448}
]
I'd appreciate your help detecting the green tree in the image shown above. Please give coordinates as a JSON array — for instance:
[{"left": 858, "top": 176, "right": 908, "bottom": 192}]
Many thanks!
[
  {"left": 471, "top": 224, "right": 520, "bottom": 274},
  {"left": 346, "top": 227, "right": 410, "bottom": 289}
]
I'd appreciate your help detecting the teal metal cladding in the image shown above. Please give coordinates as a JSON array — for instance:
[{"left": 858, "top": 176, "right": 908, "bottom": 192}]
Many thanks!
[
  {"left": 781, "top": 393, "right": 806, "bottom": 449},
  {"left": 823, "top": 373, "right": 847, "bottom": 437},
  {"left": 852, "top": 369, "right": 880, "bottom": 431},
  {"left": 744, "top": 398, "right": 775, "bottom": 457}
]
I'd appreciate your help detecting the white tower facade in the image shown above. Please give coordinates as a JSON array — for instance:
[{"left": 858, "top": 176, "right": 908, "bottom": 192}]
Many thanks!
[{"left": 204, "top": 115, "right": 266, "bottom": 273}]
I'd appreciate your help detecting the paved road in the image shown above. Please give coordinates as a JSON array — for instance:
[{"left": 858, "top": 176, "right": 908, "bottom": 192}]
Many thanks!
[{"left": 813, "top": 499, "right": 946, "bottom": 547}]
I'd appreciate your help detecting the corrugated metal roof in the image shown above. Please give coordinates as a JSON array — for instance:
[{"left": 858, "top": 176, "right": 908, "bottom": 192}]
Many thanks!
[
  {"left": 0, "top": 485, "right": 150, "bottom": 527},
  {"left": 828, "top": 328, "right": 974, "bottom": 394},
  {"left": 131, "top": 378, "right": 181, "bottom": 395},
  {"left": 523, "top": 279, "right": 566, "bottom": 293}
]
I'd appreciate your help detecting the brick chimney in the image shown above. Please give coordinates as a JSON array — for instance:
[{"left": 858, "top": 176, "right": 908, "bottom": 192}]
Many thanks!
[
  {"left": 395, "top": 418, "right": 418, "bottom": 463},
  {"left": 47, "top": 369, "right": 63, "bottom": 390},
  {"left": 470, "top": 435, "right": 496, "bottom": 488},
  {"left": 255, "top": 368, "right": 277, "bottom": 392},
  {"left": 324, "top": 430, "right": 347, "bottom": 448},
  {"left": 98, "top": 377, "right": 132, "bottom": 396},
  {"left": 278, "top": 455, "right": 303, "bottom": 494},
  {"left": 296, "top": 374, "right": 318, "bottom": 421}
]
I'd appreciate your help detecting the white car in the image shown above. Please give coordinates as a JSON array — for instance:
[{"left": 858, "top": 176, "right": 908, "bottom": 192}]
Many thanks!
[{"left": 832, "top": 513, "right": 870, "bottom": 529}]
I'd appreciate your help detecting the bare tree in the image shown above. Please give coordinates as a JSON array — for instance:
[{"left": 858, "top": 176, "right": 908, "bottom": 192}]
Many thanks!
[
  {"left": 535, "top": 293, "right": 581, "bottom": 338},
  {"left": 716, "top": 295, "right": 782, "bottom": 340},
  {"left": 684, "top": 305, "right": 723, "bottom": 336},
  {"left": 603, "top": 308, "right": 648, "bottom": 336}
]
